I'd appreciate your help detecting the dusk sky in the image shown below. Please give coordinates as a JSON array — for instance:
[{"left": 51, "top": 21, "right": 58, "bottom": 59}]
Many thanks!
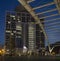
[
  {"left": 0, "top": 0, "right": 60, "bottom": 46},
  {"left": 0, "top": 0, "right": 19, "bottom": 45}
]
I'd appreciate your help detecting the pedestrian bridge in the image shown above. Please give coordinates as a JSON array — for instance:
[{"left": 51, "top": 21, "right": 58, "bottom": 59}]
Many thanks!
[
  {"left": 17, "top": 0, "right": 60, "bottom": 53},
  {"left": 18, "top": 0, "right": 60, "bottom": 47}
]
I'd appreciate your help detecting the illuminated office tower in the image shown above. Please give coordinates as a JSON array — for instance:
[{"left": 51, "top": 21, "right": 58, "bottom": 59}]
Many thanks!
[
  {"left": 16, "top": 22, "right": 23, "bottom": 48},
  {"left": 36, "top": 19, "right": 45, "bottom": 49},
  {"left": 5, "top": 11, "right": 35, "bottom": 52},
  {"left": 28, "top": 23, "right": 36, "bottom": 51},
  {"left": 5, "top": 5, "right": 45, "bottom": 52},
  {"left": 15, "top": 5, "right": 44, "bottom": 50},
  {"left": 5, "top": 13, "right": 16, "bottom": 52}
]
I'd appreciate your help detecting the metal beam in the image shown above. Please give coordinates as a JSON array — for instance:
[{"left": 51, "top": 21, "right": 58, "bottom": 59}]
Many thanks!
[
  {"left": 45, "top": 22, "right": 60, "bottom": 27},
  {"left": 18, "top": 0, "right": 48, "bottom": 40},
  {"left": 43, "top": 18, "right": 60, "bottom": 23},
  {"left": 18, "top": 0, "right": 51, "bottom": 51},
  {"left": 39, "top": 14, "right": 58, "bottom": 19},
  {"left": 45, "top": 24, "right": 60, "bottom": 30},
  {"left": 46, "top": 28, "right": 60, "bottom": 31},
  {"left": 46, "top": 27, "right": 60, "bottom": 30},
  {"left": 46, "top": 31, "right": 60, "bottom": 33},
  {"left": 36, "top": 8, "right": 57, "bottom": 15},
  {"left": 33, "top": 2, "right": 55, "bottom": 10},
  {"left": 50, "top": 45, "right": 60, "bottom": 53},
  {"left": 27, "top": 0, "right": 35, "bottom": 3},
  {"left": 54, "top": 0, "right": 60, "bottom": 14},
  {"left": 46, "top": 22, "right": 60, "bottom": 26}
]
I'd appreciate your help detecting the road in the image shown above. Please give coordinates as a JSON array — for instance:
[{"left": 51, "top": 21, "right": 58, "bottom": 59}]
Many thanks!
[{"left": 0, "top": 56, "right": 60, "bottom": 61}]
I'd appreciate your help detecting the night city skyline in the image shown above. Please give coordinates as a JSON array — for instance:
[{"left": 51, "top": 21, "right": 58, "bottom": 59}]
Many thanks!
[
  {"left": 0, "top": 0, "right": 60, "bottom": 60},
  {"left": 0, "top": 0, "right": 60, "bottom": 46}
]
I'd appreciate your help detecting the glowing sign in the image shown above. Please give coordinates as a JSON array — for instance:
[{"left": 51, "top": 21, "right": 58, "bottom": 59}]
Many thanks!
[{"left": 23, "top": 46, "right": 27, "bottom": 53}]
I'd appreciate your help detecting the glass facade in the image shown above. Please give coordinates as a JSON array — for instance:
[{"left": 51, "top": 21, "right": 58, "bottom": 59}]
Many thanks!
[
  {"left": 28, "top": 23, "right": 36, "bottom": 51},
  {"left": 5, "top": 11, "right": 45, "bottom": 52},
  {"left": 5, "top": 11, "right": 36, "bottom": 51},
  {"left": 16, "top": 22, "right": 23, "bottom": 48}
]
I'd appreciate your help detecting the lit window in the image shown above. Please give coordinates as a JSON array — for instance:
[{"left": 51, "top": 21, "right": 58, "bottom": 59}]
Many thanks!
[
  {"left": 10, "top": 15, "right": 15, "bottom": 18},
  {"left": 6, "top": 30, "right": 11, "bottom": 33},
  {"left": 18, "top": 21, "right": 21, "bottom": 22},
  {"left": 6, "top": 49, "right": 9, "bottom": 51},
  {"left": 17, "top": 32, "right": 21, "bottom": 34},
  {"left": 11, "top": 33, "right": 13, "bottom": 35},
  {"left": 29, "top": 27, "right": 34, "bottom": 29},
  {"left": 16, "top": 26, "right": 22, "bottom": 30},
  {"left": 17, "top": 16, "right": 20, "bottom": 20},
  {"left": 13, "top": 31, "right": 16, "bottom": 33},
  {"left": 16, "top": 36, "right": 21, "bottom": 38},
  {"left": 8, "top": 21, "right": 11, "bottom": 24},
  {"left": 13, "top": 17, "right": 16, "bottom": 20}
]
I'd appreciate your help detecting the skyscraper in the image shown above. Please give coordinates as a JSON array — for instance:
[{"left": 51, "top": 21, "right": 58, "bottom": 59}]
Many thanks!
[
  {"left": 5, "top": 5, "right": 45, "bottom": 53},
  {"left": 36, "top": 19, "right": 45, "bottom": 49},
  {"left": 15, "top": 5, "right": 45, "bottom": 49},
  {"left": 5, "top": 11, "right": 36, "bottom": 52}
]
